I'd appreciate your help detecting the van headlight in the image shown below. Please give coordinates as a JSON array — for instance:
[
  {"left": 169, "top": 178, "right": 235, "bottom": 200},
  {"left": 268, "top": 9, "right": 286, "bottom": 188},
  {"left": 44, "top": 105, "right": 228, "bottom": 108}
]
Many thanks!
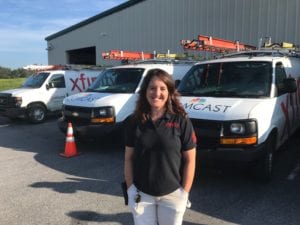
[
  {"left": 91, "top": 106, "right": 115, "bottom": 123},
  {"left": 220, "top": 119, "right": 257, "bottom": 145},
  {"left": 230, "top": 123, "right": 246, "bottom": 134},
  {"left": 10, "top": 97, "right": 22, "bottom": 107}
]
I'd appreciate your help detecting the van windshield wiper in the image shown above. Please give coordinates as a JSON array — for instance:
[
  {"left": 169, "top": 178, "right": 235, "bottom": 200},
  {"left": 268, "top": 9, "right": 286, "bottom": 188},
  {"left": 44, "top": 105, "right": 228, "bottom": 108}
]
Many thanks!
[
  {"left": 85, "top": 88, "right": 94, "bottom": 92},
  {"left": 196, "top": 90, "right": 241, "bottom": 97},
  {"left": 178, "top": 90, "right": 196, "bottom": 96}
]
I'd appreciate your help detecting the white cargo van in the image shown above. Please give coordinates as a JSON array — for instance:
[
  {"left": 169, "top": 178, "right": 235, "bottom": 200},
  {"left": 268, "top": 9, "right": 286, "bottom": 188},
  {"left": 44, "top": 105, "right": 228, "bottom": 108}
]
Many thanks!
[
  {"left": 0, "top": 69, "right": 102, "bottom": 123},
  {"left": 58, "top": 61, "right": 194, "bottom": 139},
  {"left": 177, "top": 50, "right": 299, "bottom": 180}
]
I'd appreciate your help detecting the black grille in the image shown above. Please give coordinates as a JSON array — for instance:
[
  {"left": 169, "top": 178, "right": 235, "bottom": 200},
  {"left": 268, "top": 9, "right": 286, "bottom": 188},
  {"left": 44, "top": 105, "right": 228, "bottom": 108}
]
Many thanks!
[
  {"left": 190, "top": 118, "right": 222, "bottom": 149},
  {"left": 0, "top": 97, "right": 8, "bottom": 106},
  {"left": 63, "top": 105, "right": 92, "bottom": 125},
  {"left": 64, "top": 105, "right": 91, "bottom": 113},
  {"left": 0, "top": 93, "right": 12, "bottom": 107},
  {"left": 64, "top": 116, "right": 91, "bottom": 125}
]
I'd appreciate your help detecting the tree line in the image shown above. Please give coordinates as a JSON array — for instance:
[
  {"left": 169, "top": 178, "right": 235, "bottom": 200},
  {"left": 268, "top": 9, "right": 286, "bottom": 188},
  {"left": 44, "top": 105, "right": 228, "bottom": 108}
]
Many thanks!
[{"left": 0, "top": 66, "right": 32, "bottom": 79}]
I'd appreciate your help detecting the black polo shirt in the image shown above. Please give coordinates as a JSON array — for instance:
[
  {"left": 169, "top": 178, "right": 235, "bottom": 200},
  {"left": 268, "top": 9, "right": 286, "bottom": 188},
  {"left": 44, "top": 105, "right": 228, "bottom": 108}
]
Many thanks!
[{"left": 125, "top": 113, "right": 196, "bottom": 196}]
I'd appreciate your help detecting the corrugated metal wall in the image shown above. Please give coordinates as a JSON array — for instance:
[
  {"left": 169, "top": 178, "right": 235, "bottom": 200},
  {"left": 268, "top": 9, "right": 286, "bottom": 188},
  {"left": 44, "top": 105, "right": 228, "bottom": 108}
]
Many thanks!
[{"left": 47, "top": 0, "right": 300, "bottom": 66}]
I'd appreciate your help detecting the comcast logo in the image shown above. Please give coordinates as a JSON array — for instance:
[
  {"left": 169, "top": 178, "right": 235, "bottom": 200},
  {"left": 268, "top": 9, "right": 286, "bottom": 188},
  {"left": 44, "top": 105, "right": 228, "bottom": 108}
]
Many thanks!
[{"left": 191, "top": 97, "right": 206, "bottom": 103}]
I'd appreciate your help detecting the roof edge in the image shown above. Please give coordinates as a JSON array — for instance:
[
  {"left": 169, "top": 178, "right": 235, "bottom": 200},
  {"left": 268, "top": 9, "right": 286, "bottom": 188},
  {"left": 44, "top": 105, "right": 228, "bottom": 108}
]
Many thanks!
[{"left": 45, "top": 0, "right": 145, "bottom": 41}]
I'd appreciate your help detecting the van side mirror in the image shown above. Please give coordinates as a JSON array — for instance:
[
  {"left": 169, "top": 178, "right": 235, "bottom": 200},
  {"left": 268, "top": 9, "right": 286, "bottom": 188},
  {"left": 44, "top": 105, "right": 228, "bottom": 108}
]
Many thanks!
[
  {"left": 284, "top": 77, "right": 297, "bottom": 93},
  {"left": 46, "top": 82, "right": 54, "bottom": 90}
]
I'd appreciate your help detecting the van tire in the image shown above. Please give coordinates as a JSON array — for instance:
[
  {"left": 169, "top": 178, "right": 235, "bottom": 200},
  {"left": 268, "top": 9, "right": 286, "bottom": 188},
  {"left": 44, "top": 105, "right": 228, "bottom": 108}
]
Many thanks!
[
  {"left": 27, "top": 104, "right": 47, "bottom": 123},
  {"left": 254, "top": 134, "right": 276, "bottom": 182}
]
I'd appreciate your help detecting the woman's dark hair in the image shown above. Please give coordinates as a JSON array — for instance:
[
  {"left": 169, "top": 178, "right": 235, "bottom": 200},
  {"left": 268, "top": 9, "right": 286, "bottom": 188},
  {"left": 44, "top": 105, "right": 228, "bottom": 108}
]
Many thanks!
[{"left": 134, "top": 68, "right": 186, "bottom": 122}]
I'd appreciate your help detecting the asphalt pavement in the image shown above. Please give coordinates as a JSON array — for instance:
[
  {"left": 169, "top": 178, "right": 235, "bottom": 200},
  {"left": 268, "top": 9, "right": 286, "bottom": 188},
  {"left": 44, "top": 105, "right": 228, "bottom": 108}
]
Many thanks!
[{"left": 0, "top": 116, "right": 299, "bottom": 225}]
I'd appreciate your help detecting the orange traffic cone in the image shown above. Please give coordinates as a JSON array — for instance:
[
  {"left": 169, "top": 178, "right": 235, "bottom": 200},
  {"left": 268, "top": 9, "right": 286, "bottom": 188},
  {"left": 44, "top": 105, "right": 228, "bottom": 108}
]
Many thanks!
[{"left": 60, "top": 122, "right": 81, "bottom": 158}]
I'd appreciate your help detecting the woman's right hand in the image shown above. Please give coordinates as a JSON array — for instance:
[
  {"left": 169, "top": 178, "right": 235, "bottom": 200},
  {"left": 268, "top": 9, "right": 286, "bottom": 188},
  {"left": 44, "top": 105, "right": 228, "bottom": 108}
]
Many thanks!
[{"left": 124, "top": 146, "right": 135, "bottom": 190}]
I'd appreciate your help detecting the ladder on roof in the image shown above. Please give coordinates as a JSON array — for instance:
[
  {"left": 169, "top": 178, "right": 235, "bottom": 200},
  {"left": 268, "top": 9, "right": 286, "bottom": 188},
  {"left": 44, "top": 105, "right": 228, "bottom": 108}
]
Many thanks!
[
  {"left": 23, "top": 64, "right": 66, "bottom": 72},
  {"left": 181, "top": 34, "right": 257, "bottom": 53},
  {"left": 23, "top": 64, "right": 105, "bottom": 72},
  {"left": 101, "top": 50, "right": 196, "bottom": 61},
  {"left": 102, "top": 50, "right": 155, "bottom": 60}
]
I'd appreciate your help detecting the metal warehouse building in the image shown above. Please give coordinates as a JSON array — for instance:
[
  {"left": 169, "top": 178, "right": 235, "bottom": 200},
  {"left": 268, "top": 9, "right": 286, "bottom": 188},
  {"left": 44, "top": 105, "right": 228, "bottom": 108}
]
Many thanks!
[{"left": 45, "top": 0, "right": 300, "bottom": 66}]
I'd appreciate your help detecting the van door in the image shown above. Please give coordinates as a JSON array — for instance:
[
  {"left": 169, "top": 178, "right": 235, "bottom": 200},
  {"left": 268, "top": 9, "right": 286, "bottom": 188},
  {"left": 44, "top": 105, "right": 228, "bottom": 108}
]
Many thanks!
[{"left": 45, "top": 74, "right": 66, "bottom": 111}]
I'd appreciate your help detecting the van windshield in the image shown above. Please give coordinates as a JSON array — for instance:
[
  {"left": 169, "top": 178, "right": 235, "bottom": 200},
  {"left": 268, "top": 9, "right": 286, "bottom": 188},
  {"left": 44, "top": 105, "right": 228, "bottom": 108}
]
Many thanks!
[
  {"left": 22, "top": 72, "right": 50, "bottom": 88},
  {"left": 86, "top": 68, "right": 144, "bottom": 93},
  {"left": 178, "top": 61, "right": 272, "bottom": 98}
]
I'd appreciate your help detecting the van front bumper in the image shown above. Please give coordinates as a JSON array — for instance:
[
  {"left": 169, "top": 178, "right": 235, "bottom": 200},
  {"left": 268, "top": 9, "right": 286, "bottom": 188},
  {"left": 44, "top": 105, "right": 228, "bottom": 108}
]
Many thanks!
[
  {"left": 197, "top": 142, "right": 267, "bottom": 163},
  {"left": 0, "top": 107, "right": 27, "bottom": 118},
  {"left": 57, "top": 117, "right": 123, "bottom": 138}
]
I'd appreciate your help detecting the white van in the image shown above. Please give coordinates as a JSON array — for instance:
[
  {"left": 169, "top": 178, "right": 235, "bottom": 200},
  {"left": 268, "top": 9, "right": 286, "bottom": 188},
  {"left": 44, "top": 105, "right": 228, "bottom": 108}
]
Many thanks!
[
  {"left": 58, "top": 61, "right": 194, "bottom": 139},
  {"left": 177, "top": 50, "right": 299, "bottom": 180},
  {"left": 0, "top": 69, "right": 102, "bottom": 123}
]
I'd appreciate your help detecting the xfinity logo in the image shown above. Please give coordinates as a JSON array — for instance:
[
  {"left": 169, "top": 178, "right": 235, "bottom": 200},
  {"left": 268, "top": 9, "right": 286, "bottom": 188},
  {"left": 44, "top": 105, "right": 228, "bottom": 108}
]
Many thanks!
[{"left": 69, "top": 73, "right": 97, "bottom": 92}]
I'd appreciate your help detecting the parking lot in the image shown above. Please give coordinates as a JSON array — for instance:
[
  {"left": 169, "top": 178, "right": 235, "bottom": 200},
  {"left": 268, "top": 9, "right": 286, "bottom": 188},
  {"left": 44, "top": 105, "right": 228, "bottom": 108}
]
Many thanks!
[{"left": 0, "top": 115, "right": 300, "bottom": 225}]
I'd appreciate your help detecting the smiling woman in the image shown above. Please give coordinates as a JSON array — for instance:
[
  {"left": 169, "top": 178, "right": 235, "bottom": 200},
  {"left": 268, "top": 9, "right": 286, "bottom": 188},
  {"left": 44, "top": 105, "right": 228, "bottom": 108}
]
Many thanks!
[{"left": 124, "top": 69, "right": 197, "bottom": 225}]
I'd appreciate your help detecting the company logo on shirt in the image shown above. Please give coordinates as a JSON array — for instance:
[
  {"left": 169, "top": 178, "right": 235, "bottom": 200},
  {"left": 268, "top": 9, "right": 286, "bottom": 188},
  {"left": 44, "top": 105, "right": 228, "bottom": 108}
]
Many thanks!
[
  {"left": 183, "top": 98, "right": 231, "bottom": 113},
  {"left": 165, "top": 122, "right": 180, "bottom": 128},
  {"left": 192, "top": 131, "right": 197, "bottom": 144}
]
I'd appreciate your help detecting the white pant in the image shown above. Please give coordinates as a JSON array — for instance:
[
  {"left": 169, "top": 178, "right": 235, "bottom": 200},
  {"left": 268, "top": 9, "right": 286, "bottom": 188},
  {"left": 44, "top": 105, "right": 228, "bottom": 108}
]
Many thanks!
[{"left": 127, "top": 184, "right": 189, "bottom": 225}]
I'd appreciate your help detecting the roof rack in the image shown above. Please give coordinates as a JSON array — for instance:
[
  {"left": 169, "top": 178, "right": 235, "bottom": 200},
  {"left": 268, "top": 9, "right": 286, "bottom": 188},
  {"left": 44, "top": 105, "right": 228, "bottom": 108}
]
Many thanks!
[
  {"left": 219, "top": 37, "right": 300, "bottom": 58},
  {"left": 256, "top": 37, "right": 300, "bottom": 57},
  {"left": 23, "top": 64, "right": 106, "bottom": 72},
  {"left": 64, "top": 64, "right": 107, "bottom": 70},
  {"left": 181, "top": 35, "right": 300, "bottom": 59},
  {"left": 216, "top": 50, "right": 286, "bottom": 58},
  {"left": 23, "top": 64, "right": 67, "bottom": 71},
  {"left": 220, "top": 50, "right": 300, "bottom": 59},
  {"left": 259, "top": 37, "right": 300, "bottom": 51},
  {"left": 133, "top": 59, "right": 198, "bottom": 65}
]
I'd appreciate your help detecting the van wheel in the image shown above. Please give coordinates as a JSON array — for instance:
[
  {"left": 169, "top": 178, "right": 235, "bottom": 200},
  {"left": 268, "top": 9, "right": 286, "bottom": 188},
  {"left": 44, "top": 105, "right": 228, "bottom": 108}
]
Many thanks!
[
  {"left": 253, "top": 134, "right": 276, "bottom": 182},
  {"left": 27, "top": 104, "right": 47, "bottom": 123}
]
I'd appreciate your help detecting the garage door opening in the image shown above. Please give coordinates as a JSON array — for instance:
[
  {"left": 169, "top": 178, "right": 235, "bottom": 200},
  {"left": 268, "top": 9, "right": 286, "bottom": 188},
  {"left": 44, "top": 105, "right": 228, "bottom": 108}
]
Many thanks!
[{"left": 67, "top": 47, "right": 96, "bottom": 65}]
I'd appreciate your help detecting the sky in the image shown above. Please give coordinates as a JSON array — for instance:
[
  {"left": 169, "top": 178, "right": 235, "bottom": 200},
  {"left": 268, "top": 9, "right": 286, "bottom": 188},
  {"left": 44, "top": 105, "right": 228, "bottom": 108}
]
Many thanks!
[{"left": 0, "top": 0, "right": 127, "bottom": 69}]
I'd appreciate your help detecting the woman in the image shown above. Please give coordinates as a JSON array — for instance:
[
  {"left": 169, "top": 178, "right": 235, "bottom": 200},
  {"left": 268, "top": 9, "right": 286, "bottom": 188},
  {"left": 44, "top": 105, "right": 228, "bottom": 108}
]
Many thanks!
[{"left": 124, "top": 68, "right": 197, "bottom": 225}]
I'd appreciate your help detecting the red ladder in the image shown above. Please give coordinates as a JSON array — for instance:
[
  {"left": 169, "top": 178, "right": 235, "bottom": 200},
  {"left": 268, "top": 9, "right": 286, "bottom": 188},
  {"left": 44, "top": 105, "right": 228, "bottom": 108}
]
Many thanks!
[
  {"left": 181, "top": 34, "right": 256, "bottom": 53},
  {"left": 102, "top": 50, "right": 155, "bottom": 60}
]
